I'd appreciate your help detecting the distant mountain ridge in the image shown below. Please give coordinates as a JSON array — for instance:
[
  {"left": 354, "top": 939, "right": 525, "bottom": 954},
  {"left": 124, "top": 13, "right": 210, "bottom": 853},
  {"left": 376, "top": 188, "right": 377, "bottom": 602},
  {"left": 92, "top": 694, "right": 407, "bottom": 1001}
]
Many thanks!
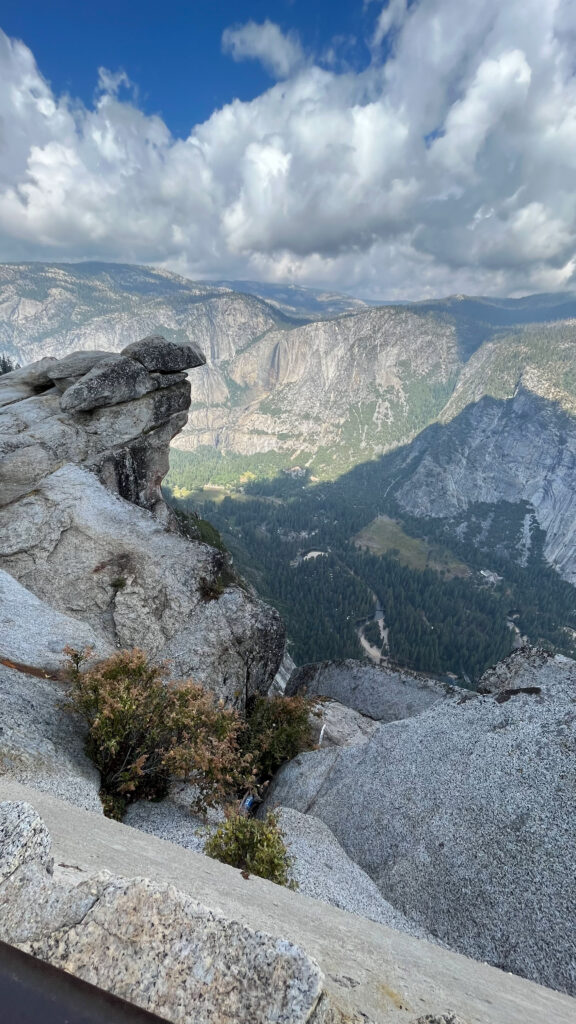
[
  {"left": 2, "top": 261, "right": 576, "bottom": 484},
  {"left": 211, "top": 279, "right": 377, "bottom": 317}
]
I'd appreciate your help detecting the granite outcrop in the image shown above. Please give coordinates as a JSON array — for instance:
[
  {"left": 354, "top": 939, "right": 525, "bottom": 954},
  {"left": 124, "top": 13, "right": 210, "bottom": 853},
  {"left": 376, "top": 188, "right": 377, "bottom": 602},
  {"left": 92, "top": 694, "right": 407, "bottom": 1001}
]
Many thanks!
[
  {"left": 0, "top": 339, "right": 285, "bottom": 713},
  {"left": 0, "top": 800, "right": 338, "bottom": 1024},
  {"left": 287, "top": 659, "right": 455, "bottom": 722},
  {"left": 266, "top": 648, "right": 576, "bottom": 997}
]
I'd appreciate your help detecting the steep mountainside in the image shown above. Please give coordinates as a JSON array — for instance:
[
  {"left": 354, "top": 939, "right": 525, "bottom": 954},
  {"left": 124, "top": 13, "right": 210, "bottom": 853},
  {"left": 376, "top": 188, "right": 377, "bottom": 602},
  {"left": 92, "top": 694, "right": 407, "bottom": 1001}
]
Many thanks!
[
  {"left": 4, "top": 262, "right": 576, "bottom": 675},
  {"left": 0, "top": 262, "right": 296, "bottom": 366},
  {"left": 392, "top": 389, "right": 576, "bottom": 582},
  {"left": 3, "top": 263, "right": 576, "bottom": 482}
]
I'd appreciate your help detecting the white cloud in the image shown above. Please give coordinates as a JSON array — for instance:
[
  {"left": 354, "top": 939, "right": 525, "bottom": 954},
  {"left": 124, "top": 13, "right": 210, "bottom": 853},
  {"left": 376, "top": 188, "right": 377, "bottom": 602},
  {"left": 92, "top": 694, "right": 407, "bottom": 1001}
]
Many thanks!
[
  {"left": 221, "top": 20, "right": 305, "bottom": 79},
  {"left": 2, "top": 1, "right": 576, "bottom": 299},
  {"left": 372, "top": 0, "right": 409, "bottom": 48}
]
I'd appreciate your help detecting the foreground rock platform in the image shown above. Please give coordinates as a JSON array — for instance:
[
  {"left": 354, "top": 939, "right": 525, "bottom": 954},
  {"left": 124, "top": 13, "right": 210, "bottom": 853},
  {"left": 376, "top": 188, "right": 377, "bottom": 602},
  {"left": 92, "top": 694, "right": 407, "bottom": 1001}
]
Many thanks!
[
  {"left": 0, "top": 801, "right": 328, "bottom": 1024},
  {"left": 1, "top": 780, "right": 575, "bottom": 1024}
]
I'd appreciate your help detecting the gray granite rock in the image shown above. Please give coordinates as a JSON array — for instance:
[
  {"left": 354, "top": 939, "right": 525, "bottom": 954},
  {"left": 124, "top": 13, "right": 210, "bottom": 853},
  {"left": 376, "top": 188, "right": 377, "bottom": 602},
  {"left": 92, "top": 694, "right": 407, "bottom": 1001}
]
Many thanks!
[
  {"left": 0, "top": 348, "right": 192, "bottom": 511},
  {"left": 287, "top": 659, "right": 455, "bottom": 722},
  {"left": 25, "top": 874, "right": 326, "bottom": 1024},
  {"left": 60, "top": 355, "right": 155, "bottom": 412},
  {"left": 0, "top": 801, "right": 52, "bottom": 882},
  {"left": 122, "top": 334, "right": 205, "bottom": 372},
  {"left": 0, "top": 799, "right": 336, "bottom": 1024},
  {"left": 276, "top": 807, "right": 430, "bottom": 939},
  {"left": 311, "top": 700, "right": 378, "bottom": 748},
  {"left": 124, "top": 786, "right": 223, "bottom": 854},
  {"left": 0, "top": 465, "right": 284, "bottom": 706},
  {"left": 268, "top": 649, "right": 576, "bottom": 996},
  {"left": 46, "top": 350, "right": 111, "bottom": 391},
  {"left": 0, "top": 568, "right": 112, "bottom": 672},
  {"left": 0, "top": 662, "right": 102, "bottom": 812},
  {"left": 0, "top": 340, "right": 284, "bottom": 706},
  {"left": 0, "top": 357, "right": 57, "bottom": 397},
  {"left": 478, "top": 645, "right": 555, "bottom": 693}
]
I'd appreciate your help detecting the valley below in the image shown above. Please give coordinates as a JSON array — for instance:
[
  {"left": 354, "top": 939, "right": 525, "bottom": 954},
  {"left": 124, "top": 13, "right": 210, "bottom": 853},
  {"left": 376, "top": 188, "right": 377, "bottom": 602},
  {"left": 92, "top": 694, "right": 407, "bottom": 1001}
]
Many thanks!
[{"left": 4, "top": 261, "right": 576, "bottom": 685}]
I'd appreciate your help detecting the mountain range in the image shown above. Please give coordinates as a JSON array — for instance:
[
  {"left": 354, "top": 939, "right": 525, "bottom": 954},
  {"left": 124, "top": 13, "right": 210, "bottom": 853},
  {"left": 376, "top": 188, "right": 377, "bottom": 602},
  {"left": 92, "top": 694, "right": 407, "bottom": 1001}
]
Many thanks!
[
  {"left": 3, "top": 261, "right": 576, "bottom": 671},
  {"left": 3, "top": 261, "right": 576, "bottom": 481}
]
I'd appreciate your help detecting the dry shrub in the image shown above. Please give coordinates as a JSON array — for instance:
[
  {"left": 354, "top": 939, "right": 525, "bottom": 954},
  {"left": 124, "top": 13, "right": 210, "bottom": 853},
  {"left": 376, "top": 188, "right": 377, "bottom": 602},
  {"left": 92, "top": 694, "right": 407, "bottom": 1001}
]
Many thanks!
[
  {"left": 242, "top": 694, "right": 318, "bottom": 782},
  {"left": 204, "top": 811, "right": 296, "bottom": 888},
  {"left": 64, "top": 647, "right": 253, "bottom": 818}
]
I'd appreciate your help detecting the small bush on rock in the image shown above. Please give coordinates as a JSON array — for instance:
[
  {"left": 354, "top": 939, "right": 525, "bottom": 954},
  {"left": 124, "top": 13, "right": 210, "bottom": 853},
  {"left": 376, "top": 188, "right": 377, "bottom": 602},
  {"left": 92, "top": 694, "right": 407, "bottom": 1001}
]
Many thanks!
[
  {"left": 65, "top": 647, "right": 253, "bottom": 818},
  {"left": 242, "top": 695, "right": 317, "bottom": 781},
  {"left": 204, "top": 811, "right": 296, "bottom": 888}
]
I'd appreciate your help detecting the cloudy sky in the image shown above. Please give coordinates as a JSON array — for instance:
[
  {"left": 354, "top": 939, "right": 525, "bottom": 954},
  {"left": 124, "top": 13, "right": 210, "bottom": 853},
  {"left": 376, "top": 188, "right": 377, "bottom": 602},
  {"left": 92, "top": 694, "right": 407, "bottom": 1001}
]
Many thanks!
[{"left": 1, "top": 0, "right": 576, "bottom": 299}]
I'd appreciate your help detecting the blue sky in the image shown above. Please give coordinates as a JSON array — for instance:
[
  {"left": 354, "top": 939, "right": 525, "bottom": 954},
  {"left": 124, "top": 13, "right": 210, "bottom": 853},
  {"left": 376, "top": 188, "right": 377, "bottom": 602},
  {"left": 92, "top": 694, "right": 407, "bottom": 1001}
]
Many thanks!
[
  {"left": 1, "top": 1, "right": 576, "bottom": 299},
  {"left": 1, "top": 1, "right": 375, "bottom": 136}
]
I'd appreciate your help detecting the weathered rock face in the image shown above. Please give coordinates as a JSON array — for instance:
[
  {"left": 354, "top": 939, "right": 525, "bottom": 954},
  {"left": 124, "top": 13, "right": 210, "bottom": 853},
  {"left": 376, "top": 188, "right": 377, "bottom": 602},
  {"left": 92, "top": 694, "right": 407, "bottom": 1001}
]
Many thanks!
[
  {"left": 0, "top": 336, "right": 201, "bottom": 514},
  {"left": 275, "top": 806, "right": 430, "bottom": 939},
  {"left": 394, "top": 389, "right": 576, "bottom": 584},
  {"left": 287, "top": 659, "right": 455, "bottom": 722},
  {"left": 0, "top": 800, "right": 338, "bottom": 1024},
  {"left": 0, "top": 568, "right": 112, "bottom": 673},
  {"left": 0, "top": 341, "right": 285, "bottom": 707},
  {"left": 0, "top": 570, "right": 110, "bottom": 810},
  {"left": 0, "top": 660, "right": 103, "bottom": 812},
  {"left": 266, "top": 648, "right": 576, "bottom": 996}
]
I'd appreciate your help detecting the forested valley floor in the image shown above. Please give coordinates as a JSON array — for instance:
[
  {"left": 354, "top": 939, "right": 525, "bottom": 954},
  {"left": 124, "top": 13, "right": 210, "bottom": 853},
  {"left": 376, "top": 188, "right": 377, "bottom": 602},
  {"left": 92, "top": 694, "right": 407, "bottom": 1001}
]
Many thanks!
[{"left": 165, "top": 448, "right": 576, "bottom": 687}]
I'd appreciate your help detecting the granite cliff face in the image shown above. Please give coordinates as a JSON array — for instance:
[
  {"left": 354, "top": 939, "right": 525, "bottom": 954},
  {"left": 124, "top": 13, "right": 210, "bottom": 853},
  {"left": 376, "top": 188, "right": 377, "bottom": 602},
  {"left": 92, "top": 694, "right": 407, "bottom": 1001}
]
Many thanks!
[
  {"left": 266, "top": 648, "right": 576, "bottom": 997},
  {"left": 180, "top": 305, "right": 459, "bottom": 464},
  {"left": 391, "top": 388, "right": 576, "bottom": 584},
  {"left": 0, "top": 338, "right": 285, "bottom": 724}
]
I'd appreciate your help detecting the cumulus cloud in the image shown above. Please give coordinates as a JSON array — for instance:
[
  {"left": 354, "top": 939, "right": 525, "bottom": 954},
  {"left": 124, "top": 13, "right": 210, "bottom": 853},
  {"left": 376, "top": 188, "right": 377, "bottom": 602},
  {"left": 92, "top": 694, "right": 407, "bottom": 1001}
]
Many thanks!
[
  {"left": 222, "top": 20, "right": 305, "bottom": 79},
  {"left": 2, "top": 1, "right": 576, "bottom": 298}
]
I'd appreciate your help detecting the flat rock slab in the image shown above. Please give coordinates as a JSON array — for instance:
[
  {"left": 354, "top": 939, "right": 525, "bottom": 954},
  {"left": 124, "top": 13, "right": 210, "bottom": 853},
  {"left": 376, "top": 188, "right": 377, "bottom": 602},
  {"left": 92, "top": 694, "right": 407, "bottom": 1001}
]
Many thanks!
[
  {"left": 60, "top": 356, "right": 155, "bottom": 412},
  {"left": 0, "top": 799, "right": 329, "bottom": 1024},
  {"left": 2, "top": 780, "right": 575, "bottom": 1024},
  {"left": 287, "top": 659, "right": 454, "bottom": 722},
  {"left": 122, "top": 335, "right": 205, "bottom": 372}
]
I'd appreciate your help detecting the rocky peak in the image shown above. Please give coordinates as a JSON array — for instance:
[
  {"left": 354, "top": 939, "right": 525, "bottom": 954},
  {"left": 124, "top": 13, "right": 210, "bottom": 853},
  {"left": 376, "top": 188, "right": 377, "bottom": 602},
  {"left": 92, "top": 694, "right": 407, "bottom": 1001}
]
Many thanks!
[{"left": 0, "top": 335, "right": 205, "bottom": 515}]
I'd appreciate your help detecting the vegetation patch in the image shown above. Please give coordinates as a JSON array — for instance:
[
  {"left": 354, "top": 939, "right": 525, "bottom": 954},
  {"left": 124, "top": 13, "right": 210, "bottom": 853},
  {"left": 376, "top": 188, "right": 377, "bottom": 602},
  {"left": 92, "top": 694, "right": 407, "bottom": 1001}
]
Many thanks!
[
  {"left": 242, "top": 695, "right": 318, "bottom": 782},
  {"left": 65, "top": 648, "right": 253, "bottom": 819},
  {"left": 205, "top": 811, "right": 297, "bottom": 888},
  {"left": 355, "top": 516, "right": 470, "bottom": 577}
]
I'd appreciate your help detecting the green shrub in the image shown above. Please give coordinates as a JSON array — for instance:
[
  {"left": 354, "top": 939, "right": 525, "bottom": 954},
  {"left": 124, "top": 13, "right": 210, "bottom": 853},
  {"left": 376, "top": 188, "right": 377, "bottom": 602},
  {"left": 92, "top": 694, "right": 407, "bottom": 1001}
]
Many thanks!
[
  {"left": 242, "top": 695, "right": 317, "bottom": 781},
  {"left": 204, "top": 811, "right": 296, "bottom": 888},
  {"left": 64, "top": 647, "right": 253, "bottom": 818}
]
